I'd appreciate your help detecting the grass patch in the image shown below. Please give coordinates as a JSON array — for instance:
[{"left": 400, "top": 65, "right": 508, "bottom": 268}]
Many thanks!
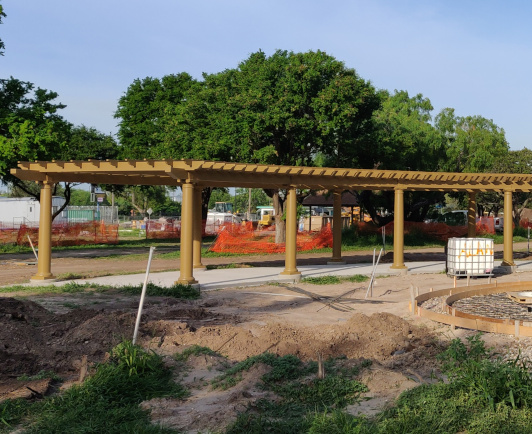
[
  {"left": 205, "top": 263, "right": 254, "bottom": 270},
  {"left": 174, "top": 345, "right": 222, "bottom": 362},
  {"left": 0, "top": 399, "right": 34, "bottom": 432},
  {"left": 0, "top": 282, "right": 95, "bottom": 295},
  {"left": 17, "top": 370, "right": 62, "bottom": 382},
  {"left": 223, "top": 354, "right": 369, "bottom": 433},
  {"left": 301, "top": 274, "right": 369, "bottom": 285},
  {"left": 296, "top": 334, "right": 532, "bottom": 434},
  {"left": 0, "top": 282, "right": 200, "bottom": 299},
  {"left": 117, "top": 282, "right": 200, "bottom": 299},
  {"left": 55, "top": 272, "right": 84, "bottom": 281},
  {"left": 6, "top": 341, "right": 186, "bottom": 433}
]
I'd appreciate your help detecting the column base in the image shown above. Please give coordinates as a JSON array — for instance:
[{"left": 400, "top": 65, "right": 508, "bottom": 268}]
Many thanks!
[
  {"left": 30, "top": 274, "right": 56, "bottom": 283},
  {"left": 390, "top": 265, "right": 408, "bottom": 275},
  {"left": 193, "top": 264, "right": 207, "bottom": 270},
  {"left": 175, "top": 278, "right": 198, "bottom": 286},
  {"left": 278, "top": 271, "right": 302, "bottom": 283},
  {"left": 390, "top": 264, "right": 407, "bottom": 269}
]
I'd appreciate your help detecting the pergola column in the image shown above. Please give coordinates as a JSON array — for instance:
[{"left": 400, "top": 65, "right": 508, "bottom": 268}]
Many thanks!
[
  {"left": 329, "top": 190, "right": 345, "bottom": 264},
  {"left": 391, "top": 188, "right": 407, "bottom": 270},
  {"left": 193, "top": 186, "right": 205, "bottom": 269},
  {"left": 31, "top": 180, "right": 55, "bottom": 281},
  {"left": 280, "top": 188, "right": 301, "bottom": 276},
  {"left": 501, "top": 190, "right": 515, "bottom": 267},
  {"left": 467, "top": 192, "right": 477, "bottom": 238},
  {"left": 176, "top": 182, "right": 198, "bottom": 285}
]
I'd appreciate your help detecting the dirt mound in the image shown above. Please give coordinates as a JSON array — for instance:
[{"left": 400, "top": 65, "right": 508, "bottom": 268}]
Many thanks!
[
  {"left": 0, "top": 297, "right": 136, "bottom": 378},
  {"left": 151, "top": 311, "right": 435, "bottom": 369}
]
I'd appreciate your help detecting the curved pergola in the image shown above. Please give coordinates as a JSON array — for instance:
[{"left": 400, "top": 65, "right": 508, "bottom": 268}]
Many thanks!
[{"left": 11, "top": 159, "right": 532, "bottom": 284}]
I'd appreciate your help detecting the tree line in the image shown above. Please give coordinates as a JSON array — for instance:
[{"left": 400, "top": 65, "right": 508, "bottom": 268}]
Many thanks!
[{"left": 0, "top": 3, "right": 527, "bottom": 229}]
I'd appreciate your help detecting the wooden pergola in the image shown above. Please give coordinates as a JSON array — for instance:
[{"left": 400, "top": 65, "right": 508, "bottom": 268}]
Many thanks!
[{"left": 11, "top": 159, "right": 532, "bottom": 284}]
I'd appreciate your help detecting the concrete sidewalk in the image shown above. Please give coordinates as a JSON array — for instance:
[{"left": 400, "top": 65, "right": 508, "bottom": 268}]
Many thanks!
[{"left": 48, "top": 259, "right": 532, "bottom": 291}]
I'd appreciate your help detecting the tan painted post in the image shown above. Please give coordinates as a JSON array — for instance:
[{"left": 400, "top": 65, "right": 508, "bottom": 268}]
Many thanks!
[
  {"left": 281, "top": 188, "right": 301, "bottom": 276},
  {"left": 330, "top": 190, "right": 343, "bottom": 263},
  {"left": 391, "top": 188, "right": 407, "bottom": 270},
  {"left": 176, "top": 182, "right": 198, "bottom": 285},
  {"left": 501, "top": 190, "right": 515, "bottom": 267},
  {"left": 31, "top": 180, "right": 55, "bottom": 281},
  {"left": 193, "top": 186, "right": 205, "bottom": 269},
  {"left": 467, "top": 192, "right": 476, "bottom": 238}
]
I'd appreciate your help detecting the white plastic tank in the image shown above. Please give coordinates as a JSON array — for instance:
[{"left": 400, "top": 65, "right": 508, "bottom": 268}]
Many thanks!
[{"left": 446, "top": 238, "right": 494, "bottom": 277}]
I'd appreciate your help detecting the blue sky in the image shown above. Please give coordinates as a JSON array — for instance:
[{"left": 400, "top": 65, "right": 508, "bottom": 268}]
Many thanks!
[{"left": 3, "top": 0, "right": 532, "bottom": 150}]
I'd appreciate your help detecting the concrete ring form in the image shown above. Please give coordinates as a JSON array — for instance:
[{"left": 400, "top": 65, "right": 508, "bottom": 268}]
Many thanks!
[{"left": 413, "top": 281, "right": 532, "bottom": 338}]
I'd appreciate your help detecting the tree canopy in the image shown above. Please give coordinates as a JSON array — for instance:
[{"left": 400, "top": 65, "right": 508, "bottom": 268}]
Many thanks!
[
  {"left": 436, "top": 108, "right": 509, "bottom": 173},
  {"left": 0, "top": 4, "right": 5, "bottom": 56}
]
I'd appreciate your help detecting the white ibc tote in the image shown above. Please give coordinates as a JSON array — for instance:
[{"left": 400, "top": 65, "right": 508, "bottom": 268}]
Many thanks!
[{"left": 446, "top": 238, "right": 494, "bottom": 277}]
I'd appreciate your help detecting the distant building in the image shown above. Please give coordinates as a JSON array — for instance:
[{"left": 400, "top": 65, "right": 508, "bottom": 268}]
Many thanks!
[{"left": 0, "top": 197, "right": 67, "bottom": 227}]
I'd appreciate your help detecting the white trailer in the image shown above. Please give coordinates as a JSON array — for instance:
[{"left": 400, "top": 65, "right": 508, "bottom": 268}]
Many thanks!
[{"left": 0, "top": 197, "right": 67, "bottom": 227}]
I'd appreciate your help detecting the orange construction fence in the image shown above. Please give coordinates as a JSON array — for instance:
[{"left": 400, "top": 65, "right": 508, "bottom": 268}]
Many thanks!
[{"left": 0, "top": 221, "right": 119, "bottom": 247}]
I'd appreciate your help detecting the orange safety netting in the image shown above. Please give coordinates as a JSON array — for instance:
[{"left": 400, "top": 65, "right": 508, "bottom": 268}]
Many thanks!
[
  {"left": 207, "top": 219, "right": 500, "bottom": 254},
  {"left": 145, "top": 219, "right": 259, "bottom": 239},
  {"left": 0, "top": 222, "right": 119, "bottom": 247},
  {"left": 209, "top": 223, "right": 333, "bottom": 254}
]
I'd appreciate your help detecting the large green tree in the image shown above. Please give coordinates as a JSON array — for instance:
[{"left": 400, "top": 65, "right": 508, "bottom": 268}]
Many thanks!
[
  {"left": 115, "top": 73, "right": 195, "bottom": 159},
  {"left": 347, "top": 90, "right": 445, "bottom": 224},
  {"left": 482, "top": 148, "right": 532, "bottom": 225},
  {"left": 158, "top": 50, "right": 380, "bottom": 240},
  {"left": 116, "top": 50, "right": 381, "bottom": 238},
  {"left": 0, "top": 78, "right": 118, "bottom": 218},
  {"left": 436, "top": 108, "right": 509, "bottom": 173},
  {"left": 0, "top": 78, "right": 71, "bottom": 194}
]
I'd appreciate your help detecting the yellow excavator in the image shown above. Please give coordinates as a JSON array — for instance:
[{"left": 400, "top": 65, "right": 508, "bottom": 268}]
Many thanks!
[{"left": 257, "top": 206, "right": 275, "bottom": 229}]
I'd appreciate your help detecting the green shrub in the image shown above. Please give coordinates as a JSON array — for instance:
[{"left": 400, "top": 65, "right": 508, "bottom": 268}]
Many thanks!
[{"left": 22, "top": 341, "right": 186, "bottom": 433}]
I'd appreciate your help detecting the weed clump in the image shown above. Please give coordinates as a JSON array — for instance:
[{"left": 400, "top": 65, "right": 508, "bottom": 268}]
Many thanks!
[{"left": 1, "top": 341, "right": 186, "bottom": 433}]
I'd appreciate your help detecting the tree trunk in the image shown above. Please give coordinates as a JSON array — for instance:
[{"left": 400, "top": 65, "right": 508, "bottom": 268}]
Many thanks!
[
  {"left": 201, "top": 187, "right": 212, "bottom": 219},
  {"left": 52, "top": 183, "right": 71, "bottom": 221},
  {"left": 272, "top": 191, "right": 286, "bottom": 243}
]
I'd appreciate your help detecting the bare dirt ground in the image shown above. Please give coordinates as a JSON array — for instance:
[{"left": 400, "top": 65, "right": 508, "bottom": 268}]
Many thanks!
[{"left": 2, "top": 246, "right": 532, "bottom": 432}]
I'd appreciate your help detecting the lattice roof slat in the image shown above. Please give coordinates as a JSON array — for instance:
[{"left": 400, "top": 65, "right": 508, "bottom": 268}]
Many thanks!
[{"left": 12, "top": 159, "right": 532, "bottom": 193}]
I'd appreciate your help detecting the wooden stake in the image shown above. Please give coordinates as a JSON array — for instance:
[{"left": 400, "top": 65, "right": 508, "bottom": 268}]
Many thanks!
[
  {"left": 317, "top": 352, "right": 325, "bottom": 379},
  {"left": 451, "top": 308, "right": 456, "bottom": 331},
  {"left": 409, "top": 285, "right": 415, "bottom": 314}
]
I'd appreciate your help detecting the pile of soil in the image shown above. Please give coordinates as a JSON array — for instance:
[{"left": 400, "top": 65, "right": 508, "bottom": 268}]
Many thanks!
[{"left": 0, "top": 298, "right": 136, "bottom": 378}]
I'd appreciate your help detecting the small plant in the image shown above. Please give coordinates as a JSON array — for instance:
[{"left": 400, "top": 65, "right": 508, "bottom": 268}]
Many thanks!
[
  {"left": 174, "top": 345, "right": 221, "bottom": 362},
  {"left": 118, "top": 282, "right": 200, "bottom": 299},
  {"left": 17, "top": 370, "right": 61, "bottom": 382},
  {"left": 343, "top": 274, "right": 368, "bottom": 283},
  {"left": 302, "top": 275, "right": 342, "bottom": 285},
  {"left": 301, "top": 274, "right": 368, "bottom": 285},
  {"left": 56, "top": 272, "right": 83, "bottom": 281}
]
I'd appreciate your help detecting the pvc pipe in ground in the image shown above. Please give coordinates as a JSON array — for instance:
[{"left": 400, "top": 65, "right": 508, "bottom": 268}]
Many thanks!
[{"left": 132, "top": 246, "right": 156, "bottom": 345}]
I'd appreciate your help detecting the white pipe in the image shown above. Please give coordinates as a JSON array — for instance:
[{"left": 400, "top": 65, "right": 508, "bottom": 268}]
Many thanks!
[
  {"left": 132, "top": 246, "right": 156, "bottom": 344},
  {"left": 27, "top": 235, "right": 38, "bottom": 261},
  {"left": 365, "top": 248, "right": 383, "bottom": 299}
]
